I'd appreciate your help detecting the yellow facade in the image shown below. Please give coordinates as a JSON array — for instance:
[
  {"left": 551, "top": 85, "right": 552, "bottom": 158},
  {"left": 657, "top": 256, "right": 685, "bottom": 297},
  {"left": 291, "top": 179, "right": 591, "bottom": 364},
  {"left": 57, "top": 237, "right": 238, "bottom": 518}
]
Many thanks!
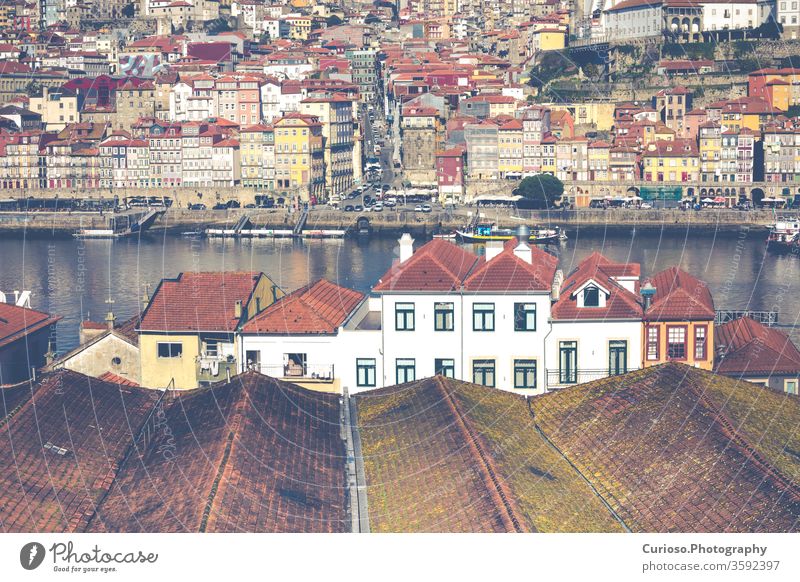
[
  {"left": 642, "top": 322, "right": 714, "bottom": 370},
  {"left": 274, "top": 115, "right": 325, "bottom": 199},
  {"left": 533, "top": 30, "right": 566, "bottom": 52},
  {"left": 699, "top": 125, "right": 722, "bottom": 181},
  {"left": 771, "top": 83, "right": 791, "bottom": 111},
  {"left": 547, "top": 102, "right": 615, "bottom": 131},
  {"left": 498, "top": 125, "right": 523, "bottom": 175},
  {"left": 29, "top": 88, "right": 79, "bottom": 131},
  {"left": 288, "top": 17, "right": 312, "bottom": 40},
  {"left": 139, "top": 273, "right": 285, "bottom": 389}
]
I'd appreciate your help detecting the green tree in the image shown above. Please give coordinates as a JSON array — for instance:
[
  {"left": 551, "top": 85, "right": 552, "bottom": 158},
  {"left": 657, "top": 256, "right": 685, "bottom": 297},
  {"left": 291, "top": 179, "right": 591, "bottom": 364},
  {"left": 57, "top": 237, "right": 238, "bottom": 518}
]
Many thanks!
[
  {"left": 326, "top": 15, "right": 343, "bottom": 26},
  {"left": 515, "top": 175, "right": 564, "bottom": 209}
]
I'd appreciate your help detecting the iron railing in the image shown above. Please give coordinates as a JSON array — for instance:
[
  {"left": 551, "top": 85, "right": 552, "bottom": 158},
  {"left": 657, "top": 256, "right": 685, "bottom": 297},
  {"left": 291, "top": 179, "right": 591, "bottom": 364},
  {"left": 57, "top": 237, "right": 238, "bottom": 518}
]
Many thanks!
[
  {"left": 546, "top": 368, "right": 639, "bottom": 389},
  {"left": 259, "top": 364, "right": 335, "bottom": 383}
]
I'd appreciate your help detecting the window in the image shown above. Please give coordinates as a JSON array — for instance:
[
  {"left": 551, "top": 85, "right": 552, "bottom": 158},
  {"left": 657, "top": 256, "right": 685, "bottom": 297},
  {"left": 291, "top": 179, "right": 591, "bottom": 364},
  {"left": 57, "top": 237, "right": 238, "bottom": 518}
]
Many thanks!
[
  {"left": 559, "top": 341, "right": 577, "bottom": 384},
  {"left": 434, "top": 358, "right": 455, "bottom": 378},
  {"left": 584, "top": 286, "right": 600, "bottom": 307},
  {"left": 472, "top": 303, "right": 495, "bottom": 331},
  {"left": 609, "top": 340, "right": 628, "bottom": 376},
  {"left": 667, "top": 326, "right": 687, "bottom": 360},
  {"left": 357, "top": 358, "right": 376, "bottom": 387},
  {"left": 396, "top": 358, "right": 415, "bottom": 384},
  {"left": 157, "top": 342, "right": 182, "bottom": 358},
  {"left": 514, "top": 303, "right": 537, "bottom": 331},
  {"left": 472, "top": 359, "right": 495, "bottom": 387},
  {"left": 245, "top": 350, "right": 260, "bottom": 370},
  {"left": 514, "top": 359, "right": 537, "bottom": 389},
  {"left": 204, "top": 339, "right": 219, "bottom": 357},
  {"left": 646, "top": 326, "right": 660, "bottom": 361},
  {"left": 395, "top": 302, "right": 415, "bottom": 331},
  {"left": 434, "top": 302, "right": 454, "bottom": 331},
  {"left": 785, "top": 379, "right": 798, "bottom": 395},
  {"left": 694, "top": 325, "right": 707, "bottom": 360}
]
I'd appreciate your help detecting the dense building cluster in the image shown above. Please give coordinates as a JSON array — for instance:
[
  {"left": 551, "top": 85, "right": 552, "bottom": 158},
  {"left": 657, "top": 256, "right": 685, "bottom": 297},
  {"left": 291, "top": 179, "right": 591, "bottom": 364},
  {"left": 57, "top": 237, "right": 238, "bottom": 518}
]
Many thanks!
[{"left": 0, "top": 1, "right": 799, "bottom": 207}]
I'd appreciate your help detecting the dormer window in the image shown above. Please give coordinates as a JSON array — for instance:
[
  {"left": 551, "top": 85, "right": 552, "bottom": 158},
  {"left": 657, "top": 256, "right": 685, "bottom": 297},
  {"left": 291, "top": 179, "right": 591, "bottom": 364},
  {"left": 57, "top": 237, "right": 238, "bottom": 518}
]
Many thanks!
[{"left": 584, "top": 286, "right": 600, "bottom": 307}]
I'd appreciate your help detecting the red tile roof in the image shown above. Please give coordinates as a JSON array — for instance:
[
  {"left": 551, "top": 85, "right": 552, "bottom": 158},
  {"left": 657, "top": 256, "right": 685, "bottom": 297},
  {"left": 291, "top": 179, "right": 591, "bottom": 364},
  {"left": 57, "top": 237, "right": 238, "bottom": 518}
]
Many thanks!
[
  {"left": 374, "top": 239, "right": 478, "bottom": 292},
  {"left": 90, "top": 372, "right": 347, "bottom": 533},
  {"left": 644, "top": 267, "right": 715, "bottom": 322},
  {"left": 552, "top": 252, "right": 642, "bottom": 320},
  {"left": 0, "top": 370, "right": 161, "bottom": 532},
  {"left": 98, "top": 371, "right": 140, "bottom": 386},
  {"left": 463, "top": 239, "right": 557, "bottom": 292},
  {"left": 0, "top": 303, "right": 60, "bottom": 349},
  {"left": 242, "top": 279, "right": 363, "bottom": 335},
  {"left": 139, "top": 272, "right": 263, "bottom": 332},
  {"left": 715, "top": 317, "right": 800, "bottom": 376}
]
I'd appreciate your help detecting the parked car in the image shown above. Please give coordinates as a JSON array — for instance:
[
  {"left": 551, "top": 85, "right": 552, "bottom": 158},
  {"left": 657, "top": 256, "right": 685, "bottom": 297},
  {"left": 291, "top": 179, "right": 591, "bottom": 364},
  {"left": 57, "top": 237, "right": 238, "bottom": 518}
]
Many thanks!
[
  {"left": 414, "top": 204, "right": 423, "bottom": 212},
  {"left": 372, "top": 203, "right": 383, "bottom": 212},
  {"left": 244, "top": 203, "right": 256, "bottom": 209},
  {"left": 188, "top": 203, "right": 206, "bottom": 210},
  {"left": 344, "top": 205, "right": 355, "bottom": 212},
  {"left": 384, "top": 199, "right": 396, "bottom": 208},
  {"left": 421, "top": 204, "right": 432, "bottom": 213},
  {"left": 354, "top": 204, "right": 364, "bottom": 212},
  {"left": 639, "top": 202, "right": 653, "bottom": 209}
]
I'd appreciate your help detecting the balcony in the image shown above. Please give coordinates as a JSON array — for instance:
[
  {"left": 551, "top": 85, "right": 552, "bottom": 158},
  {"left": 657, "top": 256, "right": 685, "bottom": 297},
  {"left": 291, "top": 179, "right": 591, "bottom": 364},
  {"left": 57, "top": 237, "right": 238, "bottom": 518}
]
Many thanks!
[
  {"left": 196, "top": 356, "right": 237, "bottom": 383},
  {"left": 259, "top": 364, "right": 335, "bottom": 384},
  {"left": 546, "top": 368, "right": 639, "bottom": 389}
]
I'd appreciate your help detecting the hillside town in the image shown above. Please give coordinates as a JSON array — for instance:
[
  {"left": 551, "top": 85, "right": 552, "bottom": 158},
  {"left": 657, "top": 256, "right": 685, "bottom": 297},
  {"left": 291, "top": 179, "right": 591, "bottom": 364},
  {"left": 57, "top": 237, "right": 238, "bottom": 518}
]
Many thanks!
[
  {"left": 1, "top": 0, "right": 800, "bottom": 541},
  {"left": 1, "top": 1, "right": 800, "bottom": 207}
]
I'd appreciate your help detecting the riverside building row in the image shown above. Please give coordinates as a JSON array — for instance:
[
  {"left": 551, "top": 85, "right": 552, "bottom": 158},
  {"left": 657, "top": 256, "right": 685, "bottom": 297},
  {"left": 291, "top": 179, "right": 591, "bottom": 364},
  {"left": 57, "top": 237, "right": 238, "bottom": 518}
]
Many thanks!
[{"left": 100, "top": 235, "right": 725, "bottom": 393}]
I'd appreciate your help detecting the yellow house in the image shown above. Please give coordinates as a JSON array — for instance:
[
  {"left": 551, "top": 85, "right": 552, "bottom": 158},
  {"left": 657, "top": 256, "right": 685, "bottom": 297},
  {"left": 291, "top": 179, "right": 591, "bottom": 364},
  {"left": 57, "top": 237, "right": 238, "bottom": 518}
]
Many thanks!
[
  {"left": 286, "top": 16, "right": 312, "bottom": 40},
  {"left": 698, "top": 121, "right": 722, "bottom": 182},
  {"left": 29, "top": 87, "right": 79, "bottom": 131},
  {"left": 239, "top": 124, "right": 273, "bottom": 189},
  {"left": 138, "top": 271, "right": 284, "bottom": 389},
  {"left": 641, "top": 139, "right": 699, "bottom": 183},
  {"left": 532, "top": 29, "right": 566, "bottom": 53},
  {"left": 546, "top": 101, "right": 615, "bottom": 131},
  {"left": 642, "top": 267, "right": 715, "bottom": 371},
  {"left": 497, "top": 118, "right": 523, "bottom": 176},
  {"left": 273, "top": 113, "right": 325, "bottom": 201}
]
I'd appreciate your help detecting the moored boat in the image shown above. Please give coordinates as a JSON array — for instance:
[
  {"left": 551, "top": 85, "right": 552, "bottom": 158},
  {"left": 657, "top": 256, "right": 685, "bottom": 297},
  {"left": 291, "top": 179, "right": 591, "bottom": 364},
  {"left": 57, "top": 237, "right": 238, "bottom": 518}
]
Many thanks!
[
  {"left": 72, "top": 229, "right": 119, "bottom": 239},
  {"left": 766, "top": 219, "right": 800, "bottom": 252},
  {"left": 456, "top": 223, "right": 564, "bottom": 244}
]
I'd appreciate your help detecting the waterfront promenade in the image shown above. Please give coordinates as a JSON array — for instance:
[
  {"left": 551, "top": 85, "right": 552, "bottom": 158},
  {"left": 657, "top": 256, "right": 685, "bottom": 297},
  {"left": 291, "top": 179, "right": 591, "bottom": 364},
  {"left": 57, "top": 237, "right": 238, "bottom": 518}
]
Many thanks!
[{"left": 0, "top": 206, "right": 789, "bottom": 236}]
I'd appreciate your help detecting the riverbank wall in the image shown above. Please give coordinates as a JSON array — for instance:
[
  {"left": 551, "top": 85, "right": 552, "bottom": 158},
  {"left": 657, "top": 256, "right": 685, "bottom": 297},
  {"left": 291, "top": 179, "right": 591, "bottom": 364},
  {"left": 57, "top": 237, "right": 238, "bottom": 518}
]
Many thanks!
[{"left": 0, "top": 207, "right": 790, "bottom": 237}]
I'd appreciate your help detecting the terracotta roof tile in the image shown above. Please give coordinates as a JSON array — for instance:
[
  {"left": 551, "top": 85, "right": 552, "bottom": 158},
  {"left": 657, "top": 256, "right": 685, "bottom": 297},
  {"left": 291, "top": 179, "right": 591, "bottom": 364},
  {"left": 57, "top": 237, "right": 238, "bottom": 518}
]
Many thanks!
[
  {"left": 0, "top": 303, "right": 61, "bottom": 349},
  {"left": 242, "top": 279, "right": 363, "bottom": 334},
  {"left": 373, "top": 239, "right": 479, "bottom": 292},
  {"left": 90, "top": 372, "right": 346, "bottom": 533},
  {"left": 0, "top": 370, "right": 161, "bottom": 532},
  {"left": 715, "top": 316, "right": 800, "bottom": 375},
  {"left": 463, "top": 239, "right": 557, "bottom": 292},
  {"left": 644, "top": 266, "right": 715, "bottom": 321},
  {"left": 139, "top": 272, "right": 263, "bottom": 332}
]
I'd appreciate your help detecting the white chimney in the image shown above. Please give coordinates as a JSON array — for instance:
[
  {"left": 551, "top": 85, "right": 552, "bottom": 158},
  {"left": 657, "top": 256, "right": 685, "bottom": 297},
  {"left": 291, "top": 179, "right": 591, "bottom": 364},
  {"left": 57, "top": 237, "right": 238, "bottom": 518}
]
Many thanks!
[
  {"left": 399, "top": 233, "right": 415, "bottom": 263},
  {"left": 485, "top": 240, "right": 503, "bottom": 261},
  {"left": 513, "top": 241, "right": 532, "bottom": 264}
]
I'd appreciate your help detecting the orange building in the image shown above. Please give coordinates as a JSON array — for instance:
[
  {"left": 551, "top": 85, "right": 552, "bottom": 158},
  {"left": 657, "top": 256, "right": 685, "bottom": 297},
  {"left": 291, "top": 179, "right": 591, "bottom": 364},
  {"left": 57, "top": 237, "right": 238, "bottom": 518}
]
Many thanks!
[{"left": 641, "top": 267, "right": 715, "bottom": 370}]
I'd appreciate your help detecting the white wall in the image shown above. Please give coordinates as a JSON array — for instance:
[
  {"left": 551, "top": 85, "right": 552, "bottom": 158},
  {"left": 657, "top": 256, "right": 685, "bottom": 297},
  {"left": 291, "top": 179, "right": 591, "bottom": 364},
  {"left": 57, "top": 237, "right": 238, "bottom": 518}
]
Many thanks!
[{"left": 546, "top": 320, "right": 642, "bottom": 388}]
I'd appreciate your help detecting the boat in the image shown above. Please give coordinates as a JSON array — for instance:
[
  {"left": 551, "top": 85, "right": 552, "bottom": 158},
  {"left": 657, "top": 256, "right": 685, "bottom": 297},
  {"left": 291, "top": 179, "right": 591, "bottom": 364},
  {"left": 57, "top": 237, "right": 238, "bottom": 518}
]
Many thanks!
[
  {"left": 456, "top": 223, "right": 564, "bottom": 244},
  {"left": 72, "top": 229, "right": 119, "bottom": 239},
  {"left": 766, "top": 219, "right": 800, "bottom": 252},
  {"left": 432, "top": 232, "right": 457, "bottom": 240}
]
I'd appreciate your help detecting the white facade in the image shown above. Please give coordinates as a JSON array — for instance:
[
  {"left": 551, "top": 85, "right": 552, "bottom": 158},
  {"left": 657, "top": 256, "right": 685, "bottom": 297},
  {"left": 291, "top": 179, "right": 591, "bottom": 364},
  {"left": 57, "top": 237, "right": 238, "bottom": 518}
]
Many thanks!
[
  {"left": 702, "top": 0, "right": 773, "bottom": 31},
  {"left": 601, "top": 3, "right": 662, "bottom": 41}
]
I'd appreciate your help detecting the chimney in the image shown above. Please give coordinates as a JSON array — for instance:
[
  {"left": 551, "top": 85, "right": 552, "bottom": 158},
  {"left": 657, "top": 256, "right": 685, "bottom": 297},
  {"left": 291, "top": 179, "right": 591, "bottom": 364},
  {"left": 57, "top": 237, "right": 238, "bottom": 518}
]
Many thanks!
[
  {"left": 641, "top": 281, "right": 657, "bottom": 310},
  {"left": 513, "top": 240, "right": 532, "bottom": 264},
  {"left": 485, "top": 240, "right": 503, "bottom": 261},
  {"left": 234, "top": 300, "right": 243, "bottom": 319},
  {"left": 551, "top": 269, "right": 563, "bottom": 302},
  {"left": 399, "top": 233, "right": 415, "bottom": 263}
]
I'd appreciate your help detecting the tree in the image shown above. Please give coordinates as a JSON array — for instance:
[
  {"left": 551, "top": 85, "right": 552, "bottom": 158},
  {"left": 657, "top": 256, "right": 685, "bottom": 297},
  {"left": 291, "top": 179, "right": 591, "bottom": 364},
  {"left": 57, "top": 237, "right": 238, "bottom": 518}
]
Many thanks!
[
  {"left": 326, "top": 15, "right": 343, "bottom": 27},
  {"left": 515, "top": 175, "right": 564, "bottom": 209}
]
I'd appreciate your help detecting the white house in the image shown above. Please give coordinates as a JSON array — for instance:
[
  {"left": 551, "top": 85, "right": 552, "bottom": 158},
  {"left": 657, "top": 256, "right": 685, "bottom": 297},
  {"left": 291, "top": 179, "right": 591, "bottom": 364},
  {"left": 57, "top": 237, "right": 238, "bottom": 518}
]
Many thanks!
[
  {"left": 238, "top": 279, "right": 379, "bottom": 394},
  {"left": 371, "top": 235, "right": 559, "bottom": 395},
  {"left": 547, "top": 252, "right": 643, "bottom": 388}
]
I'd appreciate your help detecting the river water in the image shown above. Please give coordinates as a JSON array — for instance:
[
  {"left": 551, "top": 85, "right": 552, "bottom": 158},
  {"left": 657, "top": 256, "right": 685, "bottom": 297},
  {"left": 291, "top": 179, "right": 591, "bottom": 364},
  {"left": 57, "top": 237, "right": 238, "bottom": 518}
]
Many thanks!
[{"left": 1, "top": 226, "right": 798, "bottom": 353}]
